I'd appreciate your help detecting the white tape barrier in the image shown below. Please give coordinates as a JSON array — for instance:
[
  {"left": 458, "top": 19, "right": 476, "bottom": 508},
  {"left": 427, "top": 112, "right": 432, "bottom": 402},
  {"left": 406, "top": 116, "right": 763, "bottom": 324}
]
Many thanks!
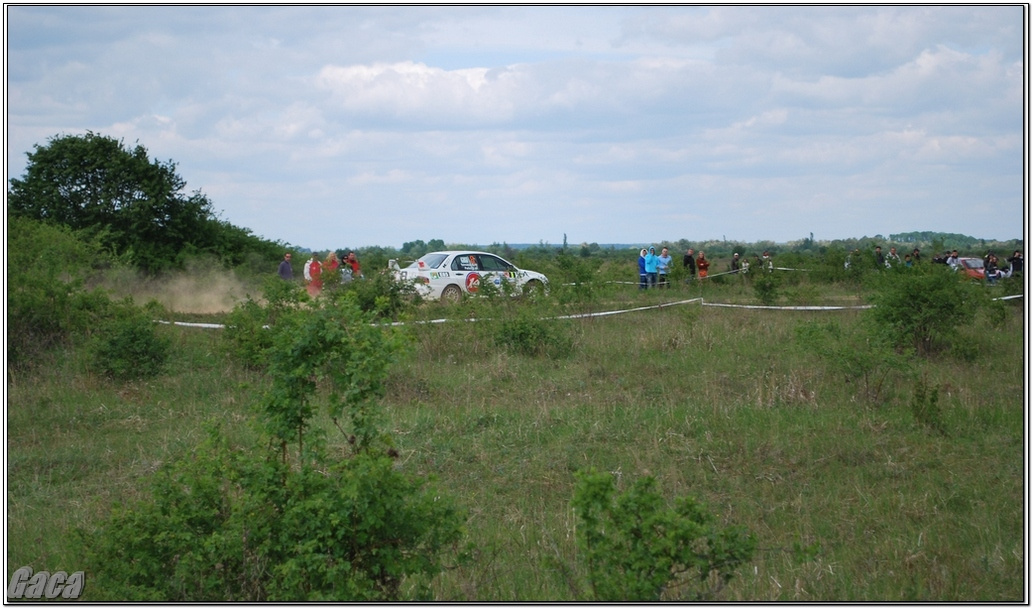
[
  {"left": 703, "top": 302, "right": 872, "bottom": 311},
  {"left": 154, "top": 291, "right": 1022, "bottom": 329},
  {"left": 156, "top": 320, "right": 228, "bottom": 329},
  {"left": 153, "top": 297, "right": 862, "bottom": 329}
]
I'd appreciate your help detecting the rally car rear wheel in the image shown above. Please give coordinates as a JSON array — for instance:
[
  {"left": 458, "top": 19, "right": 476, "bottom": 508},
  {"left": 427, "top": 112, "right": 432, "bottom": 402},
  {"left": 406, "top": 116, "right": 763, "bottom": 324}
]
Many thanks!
[{"left": 441, "top": 284, "right": 463, "bottom": 304}]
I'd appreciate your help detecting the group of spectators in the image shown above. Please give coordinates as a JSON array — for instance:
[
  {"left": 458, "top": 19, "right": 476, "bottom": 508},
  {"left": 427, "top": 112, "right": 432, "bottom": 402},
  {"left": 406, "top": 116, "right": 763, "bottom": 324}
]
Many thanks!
[
  {"left": 638, "top": 246, "right": 774, "bottom": 289},
  {"left": 850, "top": 246, "right": 1023, "bottom": 284},
  {"left": 954, "top": 249, "right": 1020, "bottom": 284},
  {"left": 278, "top": 251, "right": 363, "bottom": 296},
  {"left": 637, "top": 246, "right": 674, "bottom": 289}
]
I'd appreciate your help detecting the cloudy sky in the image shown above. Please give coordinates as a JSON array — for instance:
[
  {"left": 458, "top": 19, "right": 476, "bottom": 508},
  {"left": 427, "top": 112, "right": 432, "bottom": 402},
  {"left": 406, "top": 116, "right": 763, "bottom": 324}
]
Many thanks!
[{"left": 5, "top": 5, "right": 1026, "bottom": 250}]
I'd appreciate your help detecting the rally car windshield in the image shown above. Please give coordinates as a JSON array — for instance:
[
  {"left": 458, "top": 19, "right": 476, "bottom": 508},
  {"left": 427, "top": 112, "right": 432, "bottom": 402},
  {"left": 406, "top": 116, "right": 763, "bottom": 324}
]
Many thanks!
[{"left": 417, "top": 253, "right": 449, "bottom": 269}]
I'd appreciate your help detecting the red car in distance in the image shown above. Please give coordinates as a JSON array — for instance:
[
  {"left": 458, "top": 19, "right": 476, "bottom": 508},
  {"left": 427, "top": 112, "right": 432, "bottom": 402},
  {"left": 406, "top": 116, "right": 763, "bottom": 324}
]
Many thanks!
[{"left": 955, "top": 257, "right": 985, "bottom": 280}]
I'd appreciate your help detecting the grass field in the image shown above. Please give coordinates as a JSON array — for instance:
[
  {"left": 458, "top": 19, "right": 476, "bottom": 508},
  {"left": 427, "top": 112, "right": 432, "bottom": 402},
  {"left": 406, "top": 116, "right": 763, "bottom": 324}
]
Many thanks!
[{"left": 6, "top": 275, "right": 1026, "bottom": 601}]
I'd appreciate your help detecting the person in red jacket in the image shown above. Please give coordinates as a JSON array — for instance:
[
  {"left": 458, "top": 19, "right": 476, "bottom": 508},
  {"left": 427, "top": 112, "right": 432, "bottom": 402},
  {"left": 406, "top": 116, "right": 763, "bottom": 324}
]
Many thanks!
[
  {"left": 696, "top": 251, "right": 710, "bottom": 278},
  {"left": 306, "top": 255, "right": 323, "bottom": 297},
  {"left": 345, "top": 251, "right": 362, "bottom": 278}
]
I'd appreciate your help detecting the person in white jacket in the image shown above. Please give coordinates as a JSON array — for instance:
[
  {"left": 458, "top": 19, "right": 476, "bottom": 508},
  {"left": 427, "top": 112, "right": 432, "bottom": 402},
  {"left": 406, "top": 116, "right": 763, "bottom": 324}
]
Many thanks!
[{"left": 304, "top": 254, "right": 315, "bottom": 282}]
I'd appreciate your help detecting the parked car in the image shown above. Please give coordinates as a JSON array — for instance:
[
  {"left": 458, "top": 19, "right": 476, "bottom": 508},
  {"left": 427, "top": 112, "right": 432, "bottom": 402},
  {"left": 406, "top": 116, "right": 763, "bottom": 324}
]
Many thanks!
[
  {"left": 389, "top": 251, "right": 549, "bottom": 303},
  {"left": 954, "top": 257, "right": 986, "bottom": 280}
]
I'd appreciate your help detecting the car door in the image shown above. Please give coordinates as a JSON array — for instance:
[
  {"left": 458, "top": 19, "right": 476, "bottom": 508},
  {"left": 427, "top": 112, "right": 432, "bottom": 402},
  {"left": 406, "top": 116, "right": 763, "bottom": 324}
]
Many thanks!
[
  {"left": 450, "top": 253, "right": 483, "bottom": 294},
  {"left": 478, "top": 254, "right": 519, "bottom": 293}
]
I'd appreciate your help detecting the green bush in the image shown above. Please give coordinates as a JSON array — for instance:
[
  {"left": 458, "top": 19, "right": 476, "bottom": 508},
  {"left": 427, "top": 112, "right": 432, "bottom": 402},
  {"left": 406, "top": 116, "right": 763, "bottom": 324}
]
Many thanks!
[
  {"left": 795, "top": 319, "right": 908, "bottom": 404},
  {"left": 87, "top": 301, "right": 171, "bottom": 380},
  {"left": 864, "top": 264, "right": 981, "bottom": 354},
  {"left": 909, "top": 374, "right": 947, "bottom": 436},
  {"left": 79, "top": 428, "right": 463, "bottom": 601},
  {"left": 752, "top": 271, "right": 781, "bottom": 305},
  {"left": 81, "top": 294, "right": 465, "bottom": 601},
  {"left": 222, "top": 277, "right": 306, "bottom": 368},
  {"left": 6, "top": 214, "right": 108, "bottom": 366},
  {"left": 571, "top": 470, "right": 756, "bottom": 601},
  {"left": 493, "top": 310, "right": 573, "bottom": 358},
  {"left": 329, "top": 268, "right": 418, "bottom": 319}
]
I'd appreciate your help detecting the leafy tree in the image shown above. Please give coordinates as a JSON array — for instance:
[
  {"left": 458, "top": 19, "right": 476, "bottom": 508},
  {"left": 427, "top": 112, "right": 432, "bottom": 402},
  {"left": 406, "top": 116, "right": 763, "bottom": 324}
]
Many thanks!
[
  {"left": 8, "top": 132, "right": 285, "bottom": 274},
  {"left": 8, "top": 132, "right": 214, "bottom": 273}
]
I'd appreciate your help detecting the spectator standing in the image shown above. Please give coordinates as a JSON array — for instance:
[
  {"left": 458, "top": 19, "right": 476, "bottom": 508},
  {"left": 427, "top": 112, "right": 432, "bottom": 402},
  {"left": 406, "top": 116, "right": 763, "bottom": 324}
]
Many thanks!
[
  {"left": 304, "top": 254, "right": 315, "bottom": 283},
  {"left": 278, "top": 252, "right": 293, "bottom": 280},
  {"left": 657, "top": 247, "right": 673, "bottom": 288},
  {"left": 345, "top": 251, "right": 363, "bottom": 279},
  {"left": 1007, "top": 250, "right": 1023, "bottom": 277},
  {"left": 762, "top": 251, "right": 773, "bottom": 272},
  {"left": 638, "top": 249, "right": 648, "bottom": 290},
  {"left": 911, "top": 248, "right": 921, "bottom": 263},
  {"left": 886, "top": 247, "right": 901, "bottom": 267},
  {"left": 730, "top": 252, "right": 741, "bottom": 274},
  {"left": 683, "top": 248, "right": 697, "bottom": 282},
  {"left": 904, "top": 254, "right": 913, "bottom": 267},
  {"left": 325, "top": 252, "right": 341, "bottom": 275},
  {"left": 696, "top": 251, "right": 710, "bottom": 278},
  {"left": 306, "top": 254, "right": 323, "bottom": 297},
  {"left": 874, "top": 246, "right": 885, "bottom": 268},
  {"left": 946, "top": 250, "right": 960, "bottom": 269},
  {"left": 986, "top": 254, "right": 1002, "bottom": 284},
  {"left": 845, "top": 249, "right": 861, "bottom": 269},
  {"left": 644, "top": 247, "right": 659, "bottom": 288}
]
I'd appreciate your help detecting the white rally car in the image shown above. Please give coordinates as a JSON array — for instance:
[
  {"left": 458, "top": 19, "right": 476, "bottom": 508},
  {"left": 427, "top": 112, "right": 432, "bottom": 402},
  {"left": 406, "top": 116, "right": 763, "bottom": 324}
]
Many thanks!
[{"left": 389, "top": 251, "right": 548, "bottom": 303}]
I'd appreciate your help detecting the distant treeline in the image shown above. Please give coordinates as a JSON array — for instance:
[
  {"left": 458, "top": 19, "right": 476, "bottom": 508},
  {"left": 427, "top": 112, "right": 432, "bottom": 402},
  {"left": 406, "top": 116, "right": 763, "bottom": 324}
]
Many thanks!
[{"left": 7, "top": 132, "right": 1021, "bottom": 280}]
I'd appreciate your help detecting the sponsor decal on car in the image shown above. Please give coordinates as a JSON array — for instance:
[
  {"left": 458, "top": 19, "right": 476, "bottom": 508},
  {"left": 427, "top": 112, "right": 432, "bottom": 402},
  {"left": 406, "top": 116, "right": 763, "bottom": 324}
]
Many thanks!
[
  {"left": 465, "top": 272, "right": 481, "bottom": 292},
  {"left": 430, "top": 272, "right": 450, "bottom": 279}
]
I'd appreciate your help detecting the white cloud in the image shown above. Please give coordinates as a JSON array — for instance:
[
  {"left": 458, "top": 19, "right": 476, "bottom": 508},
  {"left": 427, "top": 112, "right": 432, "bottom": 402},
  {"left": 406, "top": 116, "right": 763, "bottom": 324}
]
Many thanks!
[{"left": 5, "top": 5, "right": 1025, "bottom": 248}]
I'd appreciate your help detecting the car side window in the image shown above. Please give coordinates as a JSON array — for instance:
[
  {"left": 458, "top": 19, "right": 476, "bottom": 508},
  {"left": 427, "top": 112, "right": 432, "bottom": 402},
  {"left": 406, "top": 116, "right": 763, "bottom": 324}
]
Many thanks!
[
  {"left": 452, "top": 254, "right": 480, "bottom": 271},
  {"left": 480, "top": 255, "right": 508, "bottom": 272}
]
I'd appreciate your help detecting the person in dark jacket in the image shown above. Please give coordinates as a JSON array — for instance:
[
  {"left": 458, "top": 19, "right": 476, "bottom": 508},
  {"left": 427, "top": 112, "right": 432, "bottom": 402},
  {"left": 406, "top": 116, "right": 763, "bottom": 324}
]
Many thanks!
[
  {"left": 1007, "top": 250, "right": 1023, "bottom": 276},
  {"left": 683, "top": 248, "right": 696, "bottom": 281},
  {"left": 278, "top": 253, "right": 293, "bottom": 280}
]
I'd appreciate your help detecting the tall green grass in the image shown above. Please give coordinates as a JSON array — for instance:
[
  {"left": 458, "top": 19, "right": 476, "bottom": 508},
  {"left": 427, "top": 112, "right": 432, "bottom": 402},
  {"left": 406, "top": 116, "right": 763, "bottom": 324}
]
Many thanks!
[{"left": 6, "top": 278, "right": 1024, "bottom": 600}]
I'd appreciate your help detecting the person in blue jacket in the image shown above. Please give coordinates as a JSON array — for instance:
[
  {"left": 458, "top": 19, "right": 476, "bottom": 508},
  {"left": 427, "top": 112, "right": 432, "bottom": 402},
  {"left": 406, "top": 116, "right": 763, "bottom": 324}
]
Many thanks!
[
  {"left": 657, "top": 247, "right": 673, "bottom": 288},
  {"left": 644, "top": 246, "right": 659, "bottom": 288},
  {"left": 638, "top": 249, "right": 648, "bottom": 289}
]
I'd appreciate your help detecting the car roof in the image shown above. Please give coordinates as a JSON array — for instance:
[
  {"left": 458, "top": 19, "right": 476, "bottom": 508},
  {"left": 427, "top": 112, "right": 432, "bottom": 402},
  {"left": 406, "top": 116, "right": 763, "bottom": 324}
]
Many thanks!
[{"left": 425, "top": 250, "right": 498, "bottom": 256}]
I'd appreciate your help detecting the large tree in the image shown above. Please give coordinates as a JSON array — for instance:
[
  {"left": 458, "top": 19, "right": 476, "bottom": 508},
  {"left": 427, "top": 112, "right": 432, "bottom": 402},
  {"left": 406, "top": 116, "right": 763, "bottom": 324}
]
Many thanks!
[{"left": 8, "top": 132, "right": 216, "bottom": 273}]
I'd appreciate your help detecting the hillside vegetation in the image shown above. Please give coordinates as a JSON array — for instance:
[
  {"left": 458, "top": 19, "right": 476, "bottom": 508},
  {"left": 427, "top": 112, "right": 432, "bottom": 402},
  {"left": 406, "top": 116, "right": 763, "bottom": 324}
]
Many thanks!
[
  {"left": 6, "top": 246, "right": 1025, "bottom": 600},
  {"left": 5, "top": 133, "right": 1025, "bottom": 600}
]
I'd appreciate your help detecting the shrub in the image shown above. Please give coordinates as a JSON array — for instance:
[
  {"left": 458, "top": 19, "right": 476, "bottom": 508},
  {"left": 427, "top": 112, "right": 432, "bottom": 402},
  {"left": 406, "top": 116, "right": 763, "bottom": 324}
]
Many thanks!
[
  {"left": 87, "top": 300, "right": 170, "bottom": 380},
  {"left": 329, "top": 268, "right": 418, "bottom": 319},
  {"left": 571, "top": 470, "right": 756, "bottom": 601},
  {"left": 493, "top": 310, "right": 573, "bottom": 358},
  {"left": 6, "top": 215, "right": 107, "bottom": 366},
  {"left": 864, "top": 264, "right": 981, "bottom": 354},
  {"left": 222, "top": 277, "right": 306, "bottom": 368},
  {"left": 79, "top": 428, "right": 463, "bottom": 601},
  {"left": 752, "top": 271, "right": 781, "bottom": 306},
  {"left": 795, "top": 318, "right": 907, "bottom": 404},
  {"left": 909, "top": 374, "right": 947, "bottom": 436},
  {"left": 81, "top": 294, "right": 464, "bottom": 601}
]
